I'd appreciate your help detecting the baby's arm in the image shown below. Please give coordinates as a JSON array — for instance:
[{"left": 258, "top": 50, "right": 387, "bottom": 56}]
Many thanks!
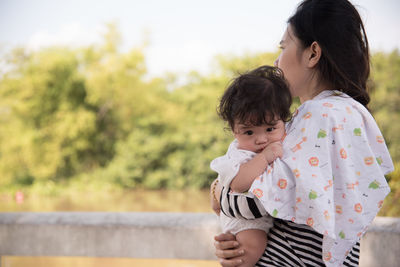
[
  {"left": 236, "top": 229, "right": 267, "bottom": 267},
  {"left": 218, "top": 213, "right": 272, "bottom": 267},
  {"left": 230, "top": 141, "right": 282, "bottom": 192}
]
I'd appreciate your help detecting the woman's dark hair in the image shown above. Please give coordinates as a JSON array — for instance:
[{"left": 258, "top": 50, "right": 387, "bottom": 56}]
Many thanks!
[
  {"left": 288, "top": 0, "right": 370, "bottom": 107},
  {"left": 218, "top": 65, "right": 292, "bottom": 131}
]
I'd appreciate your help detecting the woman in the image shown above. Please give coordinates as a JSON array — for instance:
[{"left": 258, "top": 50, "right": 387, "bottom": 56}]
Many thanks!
[{"left": 211, "top": 0, "right": 393, "bottom": 266}]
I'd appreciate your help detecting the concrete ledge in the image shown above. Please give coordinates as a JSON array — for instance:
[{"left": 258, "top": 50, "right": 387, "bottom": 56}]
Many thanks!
[
  {"left": 0, "top": 212, "right": 220, "bottom": 260},
  {"left": 359, "top": 216, "right": 400, "bottom": 267},
  {"left": 0, "top": 212, "right": 399, "bottom": 266}
]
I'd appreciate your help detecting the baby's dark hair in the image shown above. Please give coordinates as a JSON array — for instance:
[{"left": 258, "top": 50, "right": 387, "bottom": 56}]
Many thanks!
[{"left": 218, "top": 65, "right": 292, "bottom": 130}]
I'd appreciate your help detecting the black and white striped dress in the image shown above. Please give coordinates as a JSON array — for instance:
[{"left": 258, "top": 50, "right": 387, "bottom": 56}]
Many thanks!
[{"left": 220, "top": 186, "right": 360, "bottom": 267}]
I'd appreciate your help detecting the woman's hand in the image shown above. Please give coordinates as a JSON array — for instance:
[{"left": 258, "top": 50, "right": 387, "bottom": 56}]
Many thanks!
[
  {"left": 210, "top": 179, "right": 222, "bottom": 215},
  {"left": 214, "top": 232, "right": 244, "bottom": 266}
]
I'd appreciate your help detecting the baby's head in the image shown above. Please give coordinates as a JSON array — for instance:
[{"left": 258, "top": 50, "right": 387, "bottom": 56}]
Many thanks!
[{"left": 218, "top": 65, "right": 292, "bottom": 152}]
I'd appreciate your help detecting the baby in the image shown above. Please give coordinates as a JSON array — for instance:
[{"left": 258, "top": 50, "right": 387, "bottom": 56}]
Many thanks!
[{"left": 210, "top": 65, "right": 292, "bottom": 267}]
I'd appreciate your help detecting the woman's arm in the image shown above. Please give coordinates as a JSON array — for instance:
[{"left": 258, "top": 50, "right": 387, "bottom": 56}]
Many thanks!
[{"left": 230, "top": 141, "right": 282, "bottom": 193}]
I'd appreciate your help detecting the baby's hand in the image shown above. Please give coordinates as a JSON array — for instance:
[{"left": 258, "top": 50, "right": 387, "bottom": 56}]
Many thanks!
[
  {"left": 210, "top": 179, "right": 222, "bottom": 215},
  {"left": 261, "top": 141, "right": 283, "bottom": 164}
]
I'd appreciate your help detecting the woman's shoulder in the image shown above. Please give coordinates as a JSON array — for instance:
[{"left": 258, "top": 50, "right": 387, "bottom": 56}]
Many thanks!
[
  {"left": 300, "top": 91, "right": 363, "bottom": 121},
  {"left": 305, "top": 91, "right": 349, "bottom": 107},
  {"left": 285, "top": 91, "right": 368, "bottom": 140}
]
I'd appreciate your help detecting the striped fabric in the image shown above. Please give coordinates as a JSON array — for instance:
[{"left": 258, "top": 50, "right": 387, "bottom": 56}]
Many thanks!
[
  {"left": 256, "top": 219, "right": 360, "bottom": 266},
  {"left": 220, "top": 185, "right": 268, "bottom": 220},
  {"left": 220, "top": 187, "right": 360, "bottom": 266}
]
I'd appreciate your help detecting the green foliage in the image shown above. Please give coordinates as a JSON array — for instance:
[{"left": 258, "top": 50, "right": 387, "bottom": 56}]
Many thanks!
[
  {"left": 1, "top": 47, "right": 97, "bottom": 183},
  {"left": 99, "top": 71, "right": 232, "bottom": 189},
  {"left": 213, "top": 51, "right": 280, "bottom": 77},
  {"left": 369, "top": 49, "right": 400, "bottom": 216},
  {"left": 0, "top": 25, "right": 139, "bottom": 185},
  {"left": 0, "top": 26, "right": 399, "bottom": 217},
  {"left": 370, "top": 50, "right": 400, "bottom": 163},
  {"left": 379, "top": 162, "right": 400, "bottom": 217}
]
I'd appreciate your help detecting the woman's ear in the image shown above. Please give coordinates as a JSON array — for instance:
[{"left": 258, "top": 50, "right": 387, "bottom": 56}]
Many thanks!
[{"left": 307, "top": 41, "right": 322, "bottom": 68}]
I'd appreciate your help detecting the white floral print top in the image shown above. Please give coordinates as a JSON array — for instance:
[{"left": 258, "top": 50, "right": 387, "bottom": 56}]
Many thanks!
[{"left": 246, "top": 90, "right": 393, "bottom": 266}]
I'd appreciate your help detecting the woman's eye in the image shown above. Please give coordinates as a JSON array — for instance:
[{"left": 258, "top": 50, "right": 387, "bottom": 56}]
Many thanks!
[
  {"left": 244, "top": 130, "right": 254, "bottom": 135},
  {"left": 266, "top": 127, "right": 275, "bottom": 132}
]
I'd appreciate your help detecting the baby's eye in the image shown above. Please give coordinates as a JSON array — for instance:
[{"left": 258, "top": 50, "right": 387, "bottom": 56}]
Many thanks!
[
  {"left": 266, "top": 127, "right": 275, "bottom": 132},
  {"left": 244, "top": 130, "right": 254, "bottom": 136}
]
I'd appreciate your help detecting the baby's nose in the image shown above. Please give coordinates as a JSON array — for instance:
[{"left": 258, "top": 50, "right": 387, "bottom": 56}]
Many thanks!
[{"left": 256, "top": 134, "right": 268, "bottom": 144}]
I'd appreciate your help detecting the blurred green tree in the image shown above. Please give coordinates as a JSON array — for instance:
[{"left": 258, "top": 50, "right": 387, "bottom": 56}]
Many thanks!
[
  {"left": 0, "top": 24, "right": 145, "bottom": 186},
  {"left": 369, "top": 49, "right": 400, "bottom": 216}
]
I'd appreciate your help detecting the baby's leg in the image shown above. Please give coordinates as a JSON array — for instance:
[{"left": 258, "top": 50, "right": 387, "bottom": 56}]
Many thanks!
[{"left": 235, "top": 229, "right": 267, "bottom": 267}]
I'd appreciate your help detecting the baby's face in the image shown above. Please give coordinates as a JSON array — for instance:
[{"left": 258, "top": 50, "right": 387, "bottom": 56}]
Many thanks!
[{"left": 233, "top": 120, "right": 285, "bottom": 153}]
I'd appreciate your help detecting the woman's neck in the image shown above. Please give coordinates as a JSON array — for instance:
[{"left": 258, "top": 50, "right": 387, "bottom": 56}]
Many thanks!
[{"left": 299, "top": 79, "right": 331, "bottom": 104}]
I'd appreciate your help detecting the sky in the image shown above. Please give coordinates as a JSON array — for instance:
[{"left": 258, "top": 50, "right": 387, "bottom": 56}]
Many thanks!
[{"left": 0, "top": 0, "right": 399, "bottom": 77}]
